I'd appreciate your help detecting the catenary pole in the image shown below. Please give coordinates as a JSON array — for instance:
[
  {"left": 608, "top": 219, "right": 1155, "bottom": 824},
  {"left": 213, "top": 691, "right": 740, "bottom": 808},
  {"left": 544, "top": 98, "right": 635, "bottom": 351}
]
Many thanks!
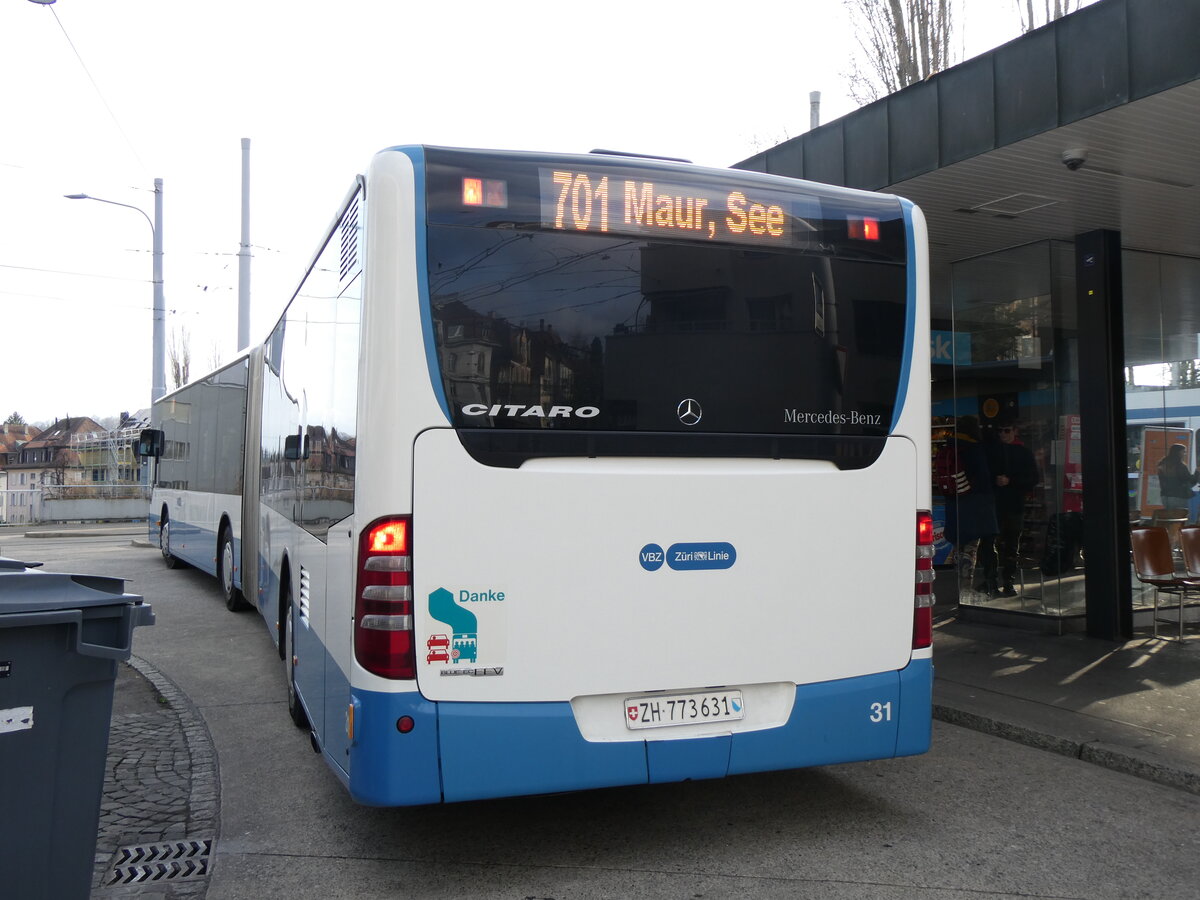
[
  {"left": 238, "top": 138, "right": 251, "bottom": 350},
  {"left": 152, "top": 177, "right": 165, "bottom": 403}
]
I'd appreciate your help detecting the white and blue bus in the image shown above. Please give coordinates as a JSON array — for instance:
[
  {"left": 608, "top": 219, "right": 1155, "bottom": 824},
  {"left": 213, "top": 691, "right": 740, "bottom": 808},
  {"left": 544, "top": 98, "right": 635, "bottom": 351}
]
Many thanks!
[{"left": 140, "top": 146, "right": 933, "bottom": 806}]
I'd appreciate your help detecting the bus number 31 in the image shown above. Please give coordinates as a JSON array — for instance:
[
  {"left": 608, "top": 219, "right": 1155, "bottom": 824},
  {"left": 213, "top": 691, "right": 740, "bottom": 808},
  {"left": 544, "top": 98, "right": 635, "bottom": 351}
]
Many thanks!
[{"left": 869, "top": 701, "right": 893, "bottom": 723}]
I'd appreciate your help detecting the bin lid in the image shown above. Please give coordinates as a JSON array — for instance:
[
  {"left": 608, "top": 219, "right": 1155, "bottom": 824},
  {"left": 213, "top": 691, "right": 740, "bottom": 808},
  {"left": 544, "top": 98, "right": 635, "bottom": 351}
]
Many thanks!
[
  {"left": 0, "top": 564, "right": 144, "bottom": 614},
  {"left": 0, "top": 557, "right": 42, "bottom": 570}
]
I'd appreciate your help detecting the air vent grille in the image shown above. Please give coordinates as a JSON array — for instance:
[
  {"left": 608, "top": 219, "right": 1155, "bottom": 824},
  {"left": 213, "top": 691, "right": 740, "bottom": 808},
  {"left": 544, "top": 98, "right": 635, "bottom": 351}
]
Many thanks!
[{"left": 300, "top": 566, "right": 312, "bottom": 621}]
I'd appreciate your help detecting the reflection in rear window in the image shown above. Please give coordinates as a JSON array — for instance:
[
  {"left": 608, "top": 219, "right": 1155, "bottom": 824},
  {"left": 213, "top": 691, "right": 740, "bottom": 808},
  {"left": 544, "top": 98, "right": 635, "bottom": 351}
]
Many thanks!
[{"left": 428, "top": 226, "right": 906, "bottom": 439}]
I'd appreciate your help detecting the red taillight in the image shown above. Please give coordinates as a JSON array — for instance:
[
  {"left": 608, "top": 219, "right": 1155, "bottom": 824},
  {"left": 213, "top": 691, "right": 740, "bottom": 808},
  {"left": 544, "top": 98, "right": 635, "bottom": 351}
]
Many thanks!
[
  {"left": 914, "top": 510, "right": 934, "bottom": 649},
  {"left": 355, "top": 516, "right": 416, "bottom": 679},
  {"left": 849, "top": 216, "right": 881, "bottom": 240}
]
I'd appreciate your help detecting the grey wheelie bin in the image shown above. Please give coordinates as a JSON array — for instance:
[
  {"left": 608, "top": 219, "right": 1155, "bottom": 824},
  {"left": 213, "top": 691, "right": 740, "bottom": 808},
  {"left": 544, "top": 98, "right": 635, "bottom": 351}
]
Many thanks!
[{"left": 0, "top": 556, "right": 154, "bottom": 900}]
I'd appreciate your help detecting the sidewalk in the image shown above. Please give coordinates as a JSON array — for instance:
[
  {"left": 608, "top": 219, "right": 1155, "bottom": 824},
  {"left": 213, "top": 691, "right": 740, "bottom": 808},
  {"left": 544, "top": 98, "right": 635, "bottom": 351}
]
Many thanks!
[
  {"left": 92, "top": 658, "right": 219, "bottom": 896},
  {"left": 933, "top": 616, "right": 1200, "bottom": 794},
  {"left": 90, "top": 614, "right": 1200, "bottom": 894}
]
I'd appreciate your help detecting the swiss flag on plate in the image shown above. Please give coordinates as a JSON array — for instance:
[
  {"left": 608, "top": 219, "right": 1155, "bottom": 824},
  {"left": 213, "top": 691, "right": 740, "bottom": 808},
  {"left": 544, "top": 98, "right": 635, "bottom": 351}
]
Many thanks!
[{"left": 627, "top": 706, "right": 640, "bottom": 721}]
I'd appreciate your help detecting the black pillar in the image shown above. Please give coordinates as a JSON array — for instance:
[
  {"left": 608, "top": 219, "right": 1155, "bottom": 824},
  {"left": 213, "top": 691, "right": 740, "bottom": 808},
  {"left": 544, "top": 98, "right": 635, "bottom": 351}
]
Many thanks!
[{"left": 1076, "top": 230, "right": 1131, "bottom": 640}]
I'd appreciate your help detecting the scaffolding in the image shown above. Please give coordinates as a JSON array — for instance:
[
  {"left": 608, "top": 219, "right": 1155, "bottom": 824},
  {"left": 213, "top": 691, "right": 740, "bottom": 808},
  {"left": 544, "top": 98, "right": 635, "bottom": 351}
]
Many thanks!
[{"left": 69, "top": 420, "right": 147, "bottom": 487}]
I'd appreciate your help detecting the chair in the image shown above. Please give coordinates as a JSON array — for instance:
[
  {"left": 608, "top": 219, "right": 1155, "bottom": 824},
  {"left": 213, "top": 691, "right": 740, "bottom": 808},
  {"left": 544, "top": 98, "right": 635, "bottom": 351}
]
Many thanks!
[
  {"left": 1175, "top": 525, "right": 1200, "bottom": 640},
  {"left": 1152, "top": 507, "right": 1188, "bottom": 556},
  {"left": 1131, "top": 526, "right": 1197, "bottom": 642}
]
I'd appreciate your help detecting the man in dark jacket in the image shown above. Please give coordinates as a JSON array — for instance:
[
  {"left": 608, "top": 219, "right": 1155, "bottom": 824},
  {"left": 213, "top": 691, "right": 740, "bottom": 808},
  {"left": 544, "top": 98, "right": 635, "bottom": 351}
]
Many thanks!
[
  {"left": 982, "top": 420, "right": 1040, "bottom": 596},
  {"left": 936, "top": 415, "right": 999, "bottom": 597}
]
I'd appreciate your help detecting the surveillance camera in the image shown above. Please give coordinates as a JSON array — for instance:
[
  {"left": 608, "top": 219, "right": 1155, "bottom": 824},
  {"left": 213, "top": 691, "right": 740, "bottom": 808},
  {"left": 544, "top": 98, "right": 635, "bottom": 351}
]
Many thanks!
[{"left": 1062, "top": 149, "right": 1088, "bottom": 171}]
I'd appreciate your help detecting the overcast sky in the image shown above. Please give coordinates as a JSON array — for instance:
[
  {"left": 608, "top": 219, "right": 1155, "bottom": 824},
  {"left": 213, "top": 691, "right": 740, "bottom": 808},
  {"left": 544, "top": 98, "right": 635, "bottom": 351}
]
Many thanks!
[{"left": 0, "top": 0, "right": 1030, "bottom": 425}]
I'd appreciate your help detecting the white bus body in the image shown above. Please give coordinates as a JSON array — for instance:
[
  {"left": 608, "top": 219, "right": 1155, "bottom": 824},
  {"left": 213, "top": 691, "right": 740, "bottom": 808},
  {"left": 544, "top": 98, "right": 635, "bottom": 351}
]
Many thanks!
[{"left": 145, "top": 146, "right": 932, "bottom": 805}]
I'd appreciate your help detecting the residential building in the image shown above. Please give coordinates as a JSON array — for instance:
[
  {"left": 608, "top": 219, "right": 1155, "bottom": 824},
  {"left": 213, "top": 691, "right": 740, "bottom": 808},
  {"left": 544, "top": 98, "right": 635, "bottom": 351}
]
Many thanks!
[{"left": 0, "top": 423, "right": 40, "bottom": 524}]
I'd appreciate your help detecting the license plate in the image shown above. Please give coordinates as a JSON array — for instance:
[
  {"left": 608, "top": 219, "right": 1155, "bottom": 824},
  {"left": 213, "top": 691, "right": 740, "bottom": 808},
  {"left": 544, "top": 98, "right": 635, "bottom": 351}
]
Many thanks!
[{"left": 624, "top": 690, "right": 745, "bottom": 730}]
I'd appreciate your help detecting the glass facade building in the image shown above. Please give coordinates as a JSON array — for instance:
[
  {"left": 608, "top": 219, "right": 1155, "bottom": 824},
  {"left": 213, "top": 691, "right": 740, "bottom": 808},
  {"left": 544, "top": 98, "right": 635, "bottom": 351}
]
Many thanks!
[{"left": 738, "top": 0, "right": 1200, "bottom": 638}]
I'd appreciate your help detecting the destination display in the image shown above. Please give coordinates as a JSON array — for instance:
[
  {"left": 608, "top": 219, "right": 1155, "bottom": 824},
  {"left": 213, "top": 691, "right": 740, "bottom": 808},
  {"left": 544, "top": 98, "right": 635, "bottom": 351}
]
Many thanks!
[{"left": 539, "top": 167, "right": 818, "bottom": 248}]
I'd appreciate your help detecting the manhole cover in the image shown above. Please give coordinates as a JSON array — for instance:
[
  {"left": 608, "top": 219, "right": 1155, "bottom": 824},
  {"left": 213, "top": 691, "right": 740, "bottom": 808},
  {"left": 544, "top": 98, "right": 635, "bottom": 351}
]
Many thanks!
[{"left": 105, "top": 839, "right": 213, "bottom": 885}]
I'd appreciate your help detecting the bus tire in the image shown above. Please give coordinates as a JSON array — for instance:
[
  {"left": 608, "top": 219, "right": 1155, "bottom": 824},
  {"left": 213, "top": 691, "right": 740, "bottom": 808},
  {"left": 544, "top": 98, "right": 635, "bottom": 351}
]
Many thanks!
[
  {"left": 160, "top": 515, "right": 180, "bottom": 569},
  {"left": 219, "top": 526, "right": 250, "bottom": 611},
  {"left": 285, "top": 595, "right": 310, "bottom": 729}
]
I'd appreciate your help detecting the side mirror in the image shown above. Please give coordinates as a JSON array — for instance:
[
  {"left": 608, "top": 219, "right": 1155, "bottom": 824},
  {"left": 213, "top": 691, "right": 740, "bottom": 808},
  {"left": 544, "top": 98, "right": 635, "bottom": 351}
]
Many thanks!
[
  {"left": 284, "top": 432, "right": 310, "bottom": 461},
  {"left": 136, "top": 429, "right": 164, "bottom": 458}
]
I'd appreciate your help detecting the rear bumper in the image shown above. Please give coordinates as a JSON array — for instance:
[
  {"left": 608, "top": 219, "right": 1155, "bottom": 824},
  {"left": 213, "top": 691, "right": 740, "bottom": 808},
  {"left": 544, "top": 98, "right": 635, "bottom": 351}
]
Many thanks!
[{"left": 346, "top": 658, "right": 933, "bottom": 806}]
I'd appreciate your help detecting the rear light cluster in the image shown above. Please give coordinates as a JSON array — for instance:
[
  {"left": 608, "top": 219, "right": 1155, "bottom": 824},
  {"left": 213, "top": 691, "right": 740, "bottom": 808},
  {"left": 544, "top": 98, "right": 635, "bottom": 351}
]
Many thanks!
[
  {"left": 914, "top": 511, "right": 935, "bottom": 649},
  {"left": 355, "top": 516, "right": 416, "bottom": 679}
]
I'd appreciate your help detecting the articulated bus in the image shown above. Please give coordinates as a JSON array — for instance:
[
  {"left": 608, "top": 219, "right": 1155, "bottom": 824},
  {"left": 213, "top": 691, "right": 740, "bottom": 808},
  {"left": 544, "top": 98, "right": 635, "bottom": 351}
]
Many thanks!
[{"left": 139, "top": 146, "right": 933, "bottom": 805}]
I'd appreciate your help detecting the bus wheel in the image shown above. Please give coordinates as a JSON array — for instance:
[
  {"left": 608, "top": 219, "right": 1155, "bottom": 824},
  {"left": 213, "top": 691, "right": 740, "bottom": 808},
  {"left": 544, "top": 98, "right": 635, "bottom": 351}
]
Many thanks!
[
  {"left": 219, "top": 526, "right": 250, "bottom": 612},
  {"left": 160, "top": 517, "right": 179, "bottom": 569},
  {"left": 285, "top": 596, "right": 310, "bottom": 729}
]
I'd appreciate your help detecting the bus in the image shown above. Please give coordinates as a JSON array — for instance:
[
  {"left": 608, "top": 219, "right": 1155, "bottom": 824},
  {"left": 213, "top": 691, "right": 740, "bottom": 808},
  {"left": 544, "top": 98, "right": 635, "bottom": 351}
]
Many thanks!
[{"left": 139, "top": 145, "right": 933, "bottom": 806}]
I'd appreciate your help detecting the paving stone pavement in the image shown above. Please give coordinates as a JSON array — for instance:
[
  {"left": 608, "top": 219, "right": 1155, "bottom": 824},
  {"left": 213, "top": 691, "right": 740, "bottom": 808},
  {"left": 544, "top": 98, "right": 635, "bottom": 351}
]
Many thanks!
[{"left": 91, "top": 657, "right": 219, "bottom": 899}]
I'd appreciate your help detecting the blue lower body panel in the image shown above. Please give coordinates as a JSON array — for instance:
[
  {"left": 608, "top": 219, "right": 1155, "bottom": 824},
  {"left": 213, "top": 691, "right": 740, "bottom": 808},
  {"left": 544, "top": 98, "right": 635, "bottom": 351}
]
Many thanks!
[
  {"left": 347, "top": 691, "right": 442, "bottom": 806},
  {"left": 346, "top": 659, "right": 933, "bottom": 806},
  {"left": 439, "top": 703, "right": 648, "bottom": 802}
]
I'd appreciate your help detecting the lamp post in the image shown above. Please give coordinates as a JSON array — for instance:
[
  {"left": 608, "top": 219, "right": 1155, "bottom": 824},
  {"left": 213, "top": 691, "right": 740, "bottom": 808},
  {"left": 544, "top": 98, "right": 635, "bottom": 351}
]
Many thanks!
[{"left": 66, "top": 179, "right": 166, "bottom": 406}]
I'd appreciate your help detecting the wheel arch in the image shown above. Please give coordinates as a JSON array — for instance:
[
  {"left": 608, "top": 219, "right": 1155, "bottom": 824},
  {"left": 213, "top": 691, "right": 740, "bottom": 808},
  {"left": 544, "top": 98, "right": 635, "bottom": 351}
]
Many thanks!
[
  {"left": 217, "top": 513, "right": 235, "bottom": 579},
  {"left": 217, "top": 512, "right": 234, "bottom": 548},
  {"left": 276, "top": 552, "right": 292, "bottom": 660}
]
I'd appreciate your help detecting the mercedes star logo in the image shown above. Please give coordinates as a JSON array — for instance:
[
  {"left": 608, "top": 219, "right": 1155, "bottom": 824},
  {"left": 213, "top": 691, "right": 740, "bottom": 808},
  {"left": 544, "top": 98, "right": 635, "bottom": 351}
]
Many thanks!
[{"left": 677, "top": 398, "right": 702, "bottom": 426}]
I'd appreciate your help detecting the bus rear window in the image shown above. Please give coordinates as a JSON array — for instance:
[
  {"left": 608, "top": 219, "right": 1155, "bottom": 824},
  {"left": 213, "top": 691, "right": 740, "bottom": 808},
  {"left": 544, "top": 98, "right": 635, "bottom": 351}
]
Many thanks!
[{"left": 428, "top": 226, "right": 906, "bottom": 439}]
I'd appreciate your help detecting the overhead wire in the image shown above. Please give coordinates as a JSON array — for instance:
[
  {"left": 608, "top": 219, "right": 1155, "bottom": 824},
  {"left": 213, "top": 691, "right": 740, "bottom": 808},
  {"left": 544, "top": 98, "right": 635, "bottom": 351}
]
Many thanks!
[
  {"left": 0, "top": 261, "right": 147, "bottom": 283},
  {"left": 0, "top": 288, "right": 190, "bottom": 315},
  {"left": 43, "top": 5, "right": 150, "bottom": 177}
]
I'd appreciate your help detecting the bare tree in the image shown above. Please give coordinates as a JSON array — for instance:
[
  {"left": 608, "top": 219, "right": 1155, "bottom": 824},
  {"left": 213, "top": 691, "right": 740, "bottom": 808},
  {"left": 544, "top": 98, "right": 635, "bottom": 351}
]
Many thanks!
[
  {"left": 1016, "top": 0, "right": 1094, "bottom": 32},
  {"left": 845, "top": 0, "right": 960, "bottom": 104},
  {"left": 169, "top": 326, "right": 191, "bottom": 389}
]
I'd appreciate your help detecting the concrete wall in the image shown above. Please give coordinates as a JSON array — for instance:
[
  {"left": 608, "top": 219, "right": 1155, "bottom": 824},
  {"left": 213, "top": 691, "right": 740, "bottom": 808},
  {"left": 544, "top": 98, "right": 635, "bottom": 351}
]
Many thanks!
[{"left": 41, "top": 498, "right": 150, "bottom": 522}]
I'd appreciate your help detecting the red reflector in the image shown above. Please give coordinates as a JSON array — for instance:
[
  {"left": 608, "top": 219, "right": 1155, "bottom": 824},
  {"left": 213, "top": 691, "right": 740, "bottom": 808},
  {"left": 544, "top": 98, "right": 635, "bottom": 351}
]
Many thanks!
[
  {"left": 848, "top": 216, "right": 881, "bottom": 240},
  {"left": 913, "top": 607, "right": 933, "bottom": 648},
  {"left": 397, "top": 716, "right": 415, "bottom": 734},
  {"left": 462, "top": 178, "right": 484, "bottom": 206}
]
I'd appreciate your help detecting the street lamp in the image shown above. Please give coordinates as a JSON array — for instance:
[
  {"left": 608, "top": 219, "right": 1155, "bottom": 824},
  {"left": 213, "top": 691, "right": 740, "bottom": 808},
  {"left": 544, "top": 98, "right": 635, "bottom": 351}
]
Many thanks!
[{"left": 66, "top": 179, "right": 166, "bottom": 406}]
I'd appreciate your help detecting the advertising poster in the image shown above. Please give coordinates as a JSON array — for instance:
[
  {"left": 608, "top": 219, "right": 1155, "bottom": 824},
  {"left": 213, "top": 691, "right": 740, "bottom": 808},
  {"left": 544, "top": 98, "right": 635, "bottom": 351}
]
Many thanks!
[
  {"left": 1060, "top": 414, "right": 1083, "bottom": 513},
  {"left": 1139, "top": 426, "right": 1193, "bottom": 514}
]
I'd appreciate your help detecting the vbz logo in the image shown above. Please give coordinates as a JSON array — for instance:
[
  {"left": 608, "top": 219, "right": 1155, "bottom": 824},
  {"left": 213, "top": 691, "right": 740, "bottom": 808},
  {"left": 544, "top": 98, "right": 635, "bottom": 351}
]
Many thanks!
[{"left": 639, "top": 543, "right": 665, "bottom": 571}]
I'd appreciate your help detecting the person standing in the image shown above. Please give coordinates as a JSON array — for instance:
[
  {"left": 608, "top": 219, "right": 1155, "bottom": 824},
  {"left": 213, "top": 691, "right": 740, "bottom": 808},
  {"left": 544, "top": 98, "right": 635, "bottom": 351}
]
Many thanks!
[
  {"left": 1156, "top": 443, "right": 1197, "bottom": 512},
  {"left": 935, "top": 415, "right": 998, "bottom": 597},
  {"left": 983, "top": 420, "right": 1039, "bottom": 596}
]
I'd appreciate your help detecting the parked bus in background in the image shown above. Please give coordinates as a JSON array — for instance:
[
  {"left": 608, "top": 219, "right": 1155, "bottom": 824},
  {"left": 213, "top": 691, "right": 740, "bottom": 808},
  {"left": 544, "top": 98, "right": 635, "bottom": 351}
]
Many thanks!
[{"left": 140, "top": 145, "right": 933, "bottom": 806}]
